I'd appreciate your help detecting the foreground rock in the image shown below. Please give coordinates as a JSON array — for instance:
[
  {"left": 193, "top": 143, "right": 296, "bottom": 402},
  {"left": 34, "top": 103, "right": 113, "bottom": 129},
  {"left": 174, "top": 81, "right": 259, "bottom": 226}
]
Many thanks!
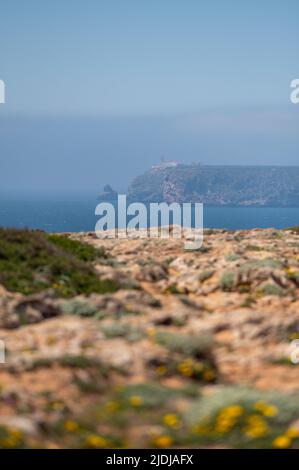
[{"left": 0, "top": 227, "right": 299, "bottom": 448}]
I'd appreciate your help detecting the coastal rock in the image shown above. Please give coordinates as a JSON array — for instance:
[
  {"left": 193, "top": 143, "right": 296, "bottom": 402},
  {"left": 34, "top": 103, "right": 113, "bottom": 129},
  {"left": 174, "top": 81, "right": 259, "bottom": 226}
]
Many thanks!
[{"left": 0, "top": 227, "right": 299, "bottom": 448}]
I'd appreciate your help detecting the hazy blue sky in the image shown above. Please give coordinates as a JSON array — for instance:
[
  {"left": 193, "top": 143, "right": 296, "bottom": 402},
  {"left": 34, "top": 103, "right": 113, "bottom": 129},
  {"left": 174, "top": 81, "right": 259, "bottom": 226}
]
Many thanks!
[{"left": 0, "top": 0, "right": 298, "bottom": 194}]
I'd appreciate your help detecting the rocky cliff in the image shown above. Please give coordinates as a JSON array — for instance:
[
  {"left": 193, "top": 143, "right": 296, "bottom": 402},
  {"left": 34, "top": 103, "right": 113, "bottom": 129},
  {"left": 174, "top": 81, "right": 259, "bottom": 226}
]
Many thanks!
[{"left": 128, "top": 165, "right": 299, "bottom": 206}]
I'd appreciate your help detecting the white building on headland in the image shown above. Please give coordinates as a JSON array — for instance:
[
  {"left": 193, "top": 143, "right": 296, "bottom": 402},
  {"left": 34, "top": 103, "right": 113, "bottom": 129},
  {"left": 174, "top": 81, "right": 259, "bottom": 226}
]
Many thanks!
[{"left": 151, "top": 159, "right": 179, "bottom": 170}]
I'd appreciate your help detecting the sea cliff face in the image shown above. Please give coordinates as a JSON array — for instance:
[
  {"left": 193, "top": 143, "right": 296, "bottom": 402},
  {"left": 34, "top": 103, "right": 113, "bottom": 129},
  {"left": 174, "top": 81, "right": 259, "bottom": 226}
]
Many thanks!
[{"left": 128, "top": 165, "right": 299, "bottom": 206}]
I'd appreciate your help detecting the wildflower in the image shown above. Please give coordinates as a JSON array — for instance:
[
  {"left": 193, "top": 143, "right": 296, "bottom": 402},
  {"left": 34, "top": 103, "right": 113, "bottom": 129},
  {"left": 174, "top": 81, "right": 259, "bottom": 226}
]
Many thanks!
[
  {"left": 191, "top": 424, "right": 209, "bottom": 435},
  {"left": 156, "top": 365, "right": 167, "bottom": 376},
  {"left": 9, "top": 428, "right": 23, "bottom": 440},
  {"left": 105, "top": 401, "right": 119, "bottom": 413},
  {"left": 147, "top": 327, "right": 156, "bottom": 338},
  {"left": 203, "top": 369, "right": 215, "bottom": 382},
  {"left": 163, "top": 414, "right": 181, "bottom": 429},
  {"left": 286, "top": 427, "right": 299, "bottom": 439},
  {"left": 289, "top": 332, "right": 299, "bottom": 340},
  {"left": 129, "top": 395, "right": 143, "bottom": 407},
  {"left": 253, "top": 400, "right": 267, "bottom": 412},
  {"left": 64, "top": 420, "right": 79, "bottom": 432},
  {"left": 191, "top": 417, "right": 211, "bottom": 435},
  {"left": 215, "top": 417, "right": 234, "bottom": 433},
  {"left": 214, "top": 405, "right": 243, "bottom": 434},
  {"left": 273, "top": 435, "right": 291, "bottom": 449},
  {"left": 154, "top": 435, "right": 173, "bottom": 448},
  {"left": 253, "top": 401, "right": 278, "bottom": 417},
  {"left": 228, "top": 405, "right": 243, "bottom": 416},
  {"left": 215, "top": 416, "right": 236, "bottom": 433},
  {"left": 285, "top": 267, "right": 297, "bottom": 277},
  {"left": 177, "top": 360, "right": 193, "bottom": 377},
  {"left": 263, "top": 405, "right": 278, "bottom": 417},
  {"left": 51, "top": 401, "right": 65, "bottom": 411},
  {"left": 86, "top": 434, "right": 109, "bottom": 448},
  {"left": 0, "top": 428, "right": 23, "bottom": 448},
  {"left": 243, "top": 415, "right": 269, "bottom": 438},
  {"left": 1, "top": 437, "right": 17, "bottom": 448},
  {"left": 194, "top": 361, "right": 204, "bottom": 372}
]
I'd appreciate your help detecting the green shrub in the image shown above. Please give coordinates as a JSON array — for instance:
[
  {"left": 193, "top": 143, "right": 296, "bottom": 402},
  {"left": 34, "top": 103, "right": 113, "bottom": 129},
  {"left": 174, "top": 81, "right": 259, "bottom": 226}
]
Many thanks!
[
  {"left": 154, "top": 331, "right": 217, "bottom": 382},
  {"left": 0, "top": 228, "right": 118, "bottom": 297},
  {"left": 220, "top": 272, "right": 235, "bottom": 291},
  {"left": 284, "top": 226, "right": 299, "bottom": 234},
  {"left": 47, "top": 234, "right": 106, "bottom": 261},
  {"left": 155, "top": 331, "right": 212, "bottom": 357},
  {"left": 100, "top": 323, "right": 145, "bottom": 342},
  {"left": 225, "top": 253, "right": 240, "bottom": 262},
  {"left": 60, "top": 299, "right": 98, "bottom": 316},
  {"left": 184, "top": 386, "right": 299, "bottom": 448},
  {"left": 198, "top": 270, "right": 214, "bottom": 282},
  {"left": 258, "top": 283, "right": 285, "bottom": 297},
  {"left": 117, "top": 383, "right": 183, "bottom": 408}
]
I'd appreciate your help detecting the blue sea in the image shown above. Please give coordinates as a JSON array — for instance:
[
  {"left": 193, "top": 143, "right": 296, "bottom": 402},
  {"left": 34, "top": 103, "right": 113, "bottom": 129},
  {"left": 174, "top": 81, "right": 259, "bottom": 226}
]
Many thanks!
[{"left": 0, "top": 198, "right": 298, "bottom": 232}]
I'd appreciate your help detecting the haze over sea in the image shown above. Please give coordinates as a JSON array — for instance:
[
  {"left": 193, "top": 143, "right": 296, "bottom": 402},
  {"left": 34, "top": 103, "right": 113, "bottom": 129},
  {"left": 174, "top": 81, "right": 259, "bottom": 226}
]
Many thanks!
[{"left": 0, "top": 196, "right": 298, "bottom": 233}]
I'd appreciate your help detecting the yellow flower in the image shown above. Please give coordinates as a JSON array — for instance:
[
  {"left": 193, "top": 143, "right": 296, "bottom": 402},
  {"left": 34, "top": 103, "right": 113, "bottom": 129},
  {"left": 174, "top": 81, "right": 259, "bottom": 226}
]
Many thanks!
[
  {"left": 86, "top": 434, "right": 109, "bottom": 448},
  {"left": 64, "top": 420, "right": 79, "bottom": 432},
  {"left": 194, "top": 361, "right": 204, "bottom": 372},
  {"left": 105, "top": 401, "right": 119, "bottom": 413},
  {"left": 1, "top": 437, "right": 17, "bottom": 448},
  {"left": 129, "top": 395, "right": 143, "bottom": 407},
  {"left": 215, "top": 417, "right": 234, "bottom": 434},
  {"left": 253, "top": 401, "right": 278, "bottom": 417},
  {"left": 253, "top": 400, "right": 267, "bottom": 411},
  {"left": 163, "top": 414, "right": 181, "bottom": 429},
  {"left": 51, "top": 401, "right": 65, "bottom": 410},
  {"left": 215, "top": 418, "right": 235, "bottom": 434},
  {"left": 273, "top": 435, "right": 291, "bottom": 449},
  {"left": 224, "top": 405, "right": 244, "bottom": 418},
  {"left": 263, "top": 405, "right": 278, "bottom": 417},
  {"left": 177, "top": 361, "right": 193, "bottom": 377},
  {"left": 285, "top": 267, "right": 297, "bottom": 276},
  {"left": 191, "top": 424, "right": 209, "bottom": 435},
  {"left": 245, "top": 427, "right": 268, "bottom": 439},
  {"left": 9, "top": 428, "right": 23, "bottom": 440},
  {"left": 191, "top": 417, "right": 211, "bottom": 435},
  {"left": 154, "top": 435, "right": 173, "bottom": 448},
  {"left": 0, "top": 428, "right": 23, "bottom": 448},
  {"left": 286, "top": 427, "right": 299, "bottom": 439},
  {"left": 216, "top": 416, "right": 238, "bottom": 433},
  {"left": 214, "top": 405, "right": 244, "bottom": 434},
  {"left": 147, "top": 327, "right": 156, "bottom": 338},
  {"left": 289, "top": 332, "right": 299, "bottom": 340},
  {"left": 156, "top": 365, "right": 167, "bottom": 376},
  {"left": 203, "top": 369, "right": 215, "bottom": 382},
  {"left": 183, "top": 358, "right": 194, "bottom": 366},
  {"left": 243, "top": 415, "right": 269, "bottom": 438}
]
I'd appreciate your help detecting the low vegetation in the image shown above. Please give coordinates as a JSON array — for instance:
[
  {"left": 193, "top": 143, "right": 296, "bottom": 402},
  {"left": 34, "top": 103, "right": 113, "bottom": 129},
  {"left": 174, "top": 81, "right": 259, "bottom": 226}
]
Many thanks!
[
  {"left": 0, "top": 227, "right": 299, "bottom": 448},
  {"left": 0, "top": 228, "right": 117, "bottom": 296}
]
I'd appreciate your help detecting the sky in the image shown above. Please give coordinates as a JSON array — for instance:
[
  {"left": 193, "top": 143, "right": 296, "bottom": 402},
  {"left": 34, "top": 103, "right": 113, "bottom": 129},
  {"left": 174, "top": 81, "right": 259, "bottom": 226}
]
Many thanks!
[{"left": 0, "top": 0, "right": 298, "bottom": 195}]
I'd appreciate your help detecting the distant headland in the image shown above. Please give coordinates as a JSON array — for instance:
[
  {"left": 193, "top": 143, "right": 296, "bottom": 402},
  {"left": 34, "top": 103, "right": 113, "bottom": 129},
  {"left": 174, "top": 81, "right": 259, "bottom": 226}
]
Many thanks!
[{"left": 100, "top": 164, "right": 299, "bottom": 207}]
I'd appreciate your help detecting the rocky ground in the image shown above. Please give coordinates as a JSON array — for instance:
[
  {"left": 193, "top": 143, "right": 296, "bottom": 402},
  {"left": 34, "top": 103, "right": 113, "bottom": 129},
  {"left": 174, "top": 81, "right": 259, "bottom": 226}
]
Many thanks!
[{"left": 0, "top": 227, "right": 299, "bottom": 449}]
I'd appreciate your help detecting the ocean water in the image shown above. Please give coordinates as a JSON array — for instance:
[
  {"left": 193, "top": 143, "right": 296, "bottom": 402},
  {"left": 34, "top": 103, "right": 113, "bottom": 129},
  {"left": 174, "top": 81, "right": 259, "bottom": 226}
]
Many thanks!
[{"left": 0, "top": 199, "right": 298, "bottom": 232}]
